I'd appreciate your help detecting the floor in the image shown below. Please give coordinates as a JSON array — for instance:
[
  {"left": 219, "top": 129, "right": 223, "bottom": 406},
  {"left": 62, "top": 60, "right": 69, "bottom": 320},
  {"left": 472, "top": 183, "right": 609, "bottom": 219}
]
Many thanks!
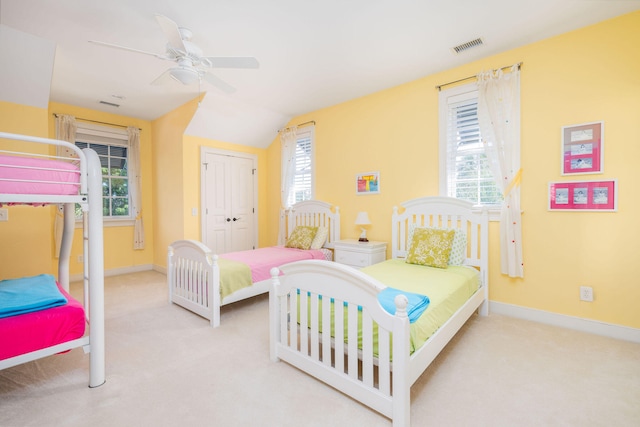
[{"left": 1, "top": 270, "right": 639, "bottom": 427}]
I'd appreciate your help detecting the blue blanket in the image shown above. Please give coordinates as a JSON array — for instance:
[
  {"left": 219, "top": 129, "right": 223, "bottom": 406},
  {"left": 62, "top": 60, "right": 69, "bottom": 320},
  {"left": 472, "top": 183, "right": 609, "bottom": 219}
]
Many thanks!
[
  {"left": 377, "top": 287, "right": 430, "bottom": 323},
  {"left": 0, "top": 274, "right": 68, "bottom": 319},
  {"left": 298, "top": 287, "right": 430, "bottom": 324}
]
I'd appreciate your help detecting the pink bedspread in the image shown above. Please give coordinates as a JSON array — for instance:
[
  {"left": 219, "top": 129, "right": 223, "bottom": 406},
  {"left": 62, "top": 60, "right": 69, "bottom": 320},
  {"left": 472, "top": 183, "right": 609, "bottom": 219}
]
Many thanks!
[
  {"left": 0, "top": 283, "right": 86, "bottom": 361},
  {"left": 220, "top": 246, "right": 325, "bottom": 283},
  {"left": 0, "top": 154, "right": 80, "bottom": 195}
]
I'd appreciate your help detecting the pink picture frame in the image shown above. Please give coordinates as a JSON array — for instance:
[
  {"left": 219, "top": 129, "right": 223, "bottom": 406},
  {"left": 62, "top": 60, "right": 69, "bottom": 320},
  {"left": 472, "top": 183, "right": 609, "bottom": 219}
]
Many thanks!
[
  {"left": 548, "top": 179, "right": 617, "bottom": 211},
  {"left": 561, "top": 121, "right": 604, "bottom": 175}
]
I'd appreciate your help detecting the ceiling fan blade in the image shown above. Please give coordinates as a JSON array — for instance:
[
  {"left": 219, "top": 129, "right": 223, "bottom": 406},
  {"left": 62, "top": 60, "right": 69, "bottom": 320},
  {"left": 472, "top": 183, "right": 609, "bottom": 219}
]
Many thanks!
[
  {"left": 205, "top": 57, "right": 259, "bottom": 69},
  {"left": 203, "top": 72, "right": 236, "bottom": 94},
  {"left": 155, "top": 14, "right": 187, "bottom": 51},
  {"left": 89, "top": 40, "right": 167, "bottom": 59}
]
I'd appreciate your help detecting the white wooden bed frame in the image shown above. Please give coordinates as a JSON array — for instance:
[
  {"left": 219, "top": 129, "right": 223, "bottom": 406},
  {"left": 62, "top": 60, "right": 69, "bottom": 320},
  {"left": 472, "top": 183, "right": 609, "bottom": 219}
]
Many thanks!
[
  {"left": 167, "top": 200, "right": 340, "bottom": 327},
  {"left": 269, "top": 196, "right": 488, "bottom": 427},
  {"left": 0, "top": 131, "right": 105, "bottom": 388}
]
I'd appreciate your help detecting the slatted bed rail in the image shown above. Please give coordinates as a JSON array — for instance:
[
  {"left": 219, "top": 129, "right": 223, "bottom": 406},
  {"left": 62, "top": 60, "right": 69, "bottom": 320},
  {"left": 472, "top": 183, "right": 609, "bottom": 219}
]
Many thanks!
[
  {"left": 269, "top": 261, "right": 412, "bottom": 426},
  {"left": 167, "top": 240, "right": 219, "bottom": 325}
]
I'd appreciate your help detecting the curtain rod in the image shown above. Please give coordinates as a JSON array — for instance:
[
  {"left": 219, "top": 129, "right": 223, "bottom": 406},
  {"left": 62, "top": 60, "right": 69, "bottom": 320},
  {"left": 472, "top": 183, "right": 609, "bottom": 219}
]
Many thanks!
[
  {"left": 278, "top": 120, "right": 315, "bottom": 133},
  {"left": 53, "top": 113, "right": 141, "bottom": 131},
  {"left": 435, "top": 62, "right": 522, "bottom": 91}
]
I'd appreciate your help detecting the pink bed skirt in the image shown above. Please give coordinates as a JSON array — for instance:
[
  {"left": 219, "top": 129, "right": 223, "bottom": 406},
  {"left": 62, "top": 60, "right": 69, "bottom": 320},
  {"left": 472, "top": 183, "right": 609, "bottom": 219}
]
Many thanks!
[
  {"left": 0, "top": 154, "right": 80, "bottom": 195},
  {"left": 0, "top": 283, "right": 86, "bottom": 361}
]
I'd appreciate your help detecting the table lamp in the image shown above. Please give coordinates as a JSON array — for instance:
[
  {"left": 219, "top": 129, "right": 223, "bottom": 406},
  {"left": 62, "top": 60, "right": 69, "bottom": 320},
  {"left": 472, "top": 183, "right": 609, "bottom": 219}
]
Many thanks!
[{"left": 355, "top": 211, "right": 371, "bottom": 242}]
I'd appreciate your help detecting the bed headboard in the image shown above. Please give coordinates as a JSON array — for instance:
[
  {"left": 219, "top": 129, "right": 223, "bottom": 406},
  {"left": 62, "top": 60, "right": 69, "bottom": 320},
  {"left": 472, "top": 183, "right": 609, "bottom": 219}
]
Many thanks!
[
  {"left": 391, "top": 196, "right": 488, "bottom": 272},
  {"left": 287, "top": 200, "right": 341, "bottom": 249}
]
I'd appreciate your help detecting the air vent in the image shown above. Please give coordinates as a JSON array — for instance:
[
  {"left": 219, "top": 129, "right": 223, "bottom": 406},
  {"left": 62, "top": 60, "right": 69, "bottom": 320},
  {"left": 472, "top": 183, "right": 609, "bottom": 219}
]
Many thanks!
[
  {"left": 99, "top": 100, "right": 120, "bottom": 108},
  {"left": 452, "top": 38, "right": 484, "bottom": 54}
]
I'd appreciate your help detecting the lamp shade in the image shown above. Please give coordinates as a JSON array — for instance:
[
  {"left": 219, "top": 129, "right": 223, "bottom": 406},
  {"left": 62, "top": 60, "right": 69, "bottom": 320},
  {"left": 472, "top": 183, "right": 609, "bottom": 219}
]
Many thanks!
[{"left": 354, "top": 211, "right": 371, "bottom": 225}]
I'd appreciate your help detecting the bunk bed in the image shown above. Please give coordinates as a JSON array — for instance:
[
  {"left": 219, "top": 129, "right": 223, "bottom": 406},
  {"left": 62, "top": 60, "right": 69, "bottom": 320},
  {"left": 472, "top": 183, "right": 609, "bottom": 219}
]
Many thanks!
[
  {"left": 168, "top": 200, "right": 340, "bottom": 327},
  {"left": 269, "top": 196, "right": 489, "bottom": 427},
  {"left": 0, "top": 131, "right": 105, "bottom": 388}
]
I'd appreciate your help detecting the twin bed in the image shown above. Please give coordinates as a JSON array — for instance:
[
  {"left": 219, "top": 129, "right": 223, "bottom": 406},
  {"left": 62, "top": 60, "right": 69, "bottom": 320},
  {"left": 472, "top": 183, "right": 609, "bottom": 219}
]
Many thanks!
[
  {"left": 269, "top": 197, "right": 488, "bottom": 427},
  {"left": 168, "top": 200, "right": 341, "bottom": 327},
  {"left": 0, "top": 131, "right": 105, "bottom": 388}
]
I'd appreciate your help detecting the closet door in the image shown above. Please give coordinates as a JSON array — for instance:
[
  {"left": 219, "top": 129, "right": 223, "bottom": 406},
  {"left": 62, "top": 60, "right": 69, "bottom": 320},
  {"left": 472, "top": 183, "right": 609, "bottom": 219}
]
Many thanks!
[{"left": 201, "top": 149, "right": 257, "bottom": 254}]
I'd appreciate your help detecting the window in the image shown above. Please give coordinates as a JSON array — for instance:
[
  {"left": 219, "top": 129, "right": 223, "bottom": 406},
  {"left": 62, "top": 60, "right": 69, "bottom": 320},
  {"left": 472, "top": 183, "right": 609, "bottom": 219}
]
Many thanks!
[
  {"left": 439, "top": 83, "right": 502, "bottom": 207},
  {"left": 287, "top": 127, "right": 315, "bottom": 206},
  {"left": 74, "top": 123, "right": 132, "bottom": 220}
]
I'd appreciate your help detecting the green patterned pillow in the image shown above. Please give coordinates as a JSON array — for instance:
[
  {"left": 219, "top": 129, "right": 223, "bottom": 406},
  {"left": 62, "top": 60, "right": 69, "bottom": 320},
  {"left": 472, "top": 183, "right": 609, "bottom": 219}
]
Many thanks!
[
  {"left": 285, "top": 226, "right": 318, "bottom": 250},
  {"left": 405, "top": 227, "right": 456, "bottom": 268},
  {"left": 407, "top": 224, "right": 466, "bottom": 266}
]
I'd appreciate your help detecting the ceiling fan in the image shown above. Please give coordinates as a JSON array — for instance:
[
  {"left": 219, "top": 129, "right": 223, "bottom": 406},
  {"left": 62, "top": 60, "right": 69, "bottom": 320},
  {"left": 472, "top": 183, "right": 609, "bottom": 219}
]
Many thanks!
[{"left": 89, "top": 14, "right": 259, "bottom": 93}]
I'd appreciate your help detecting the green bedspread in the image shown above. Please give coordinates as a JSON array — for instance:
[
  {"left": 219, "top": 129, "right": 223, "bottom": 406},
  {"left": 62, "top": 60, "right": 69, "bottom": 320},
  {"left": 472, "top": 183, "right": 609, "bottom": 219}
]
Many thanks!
[
  {"left": 217, "top": 258, "right": 252, "bottom": 299},
  {"left": 300, "top": 259, "right": 479, "bottom": 355},
  {"left": 362, "top": 259, "right": 479, "bottom": 353}
]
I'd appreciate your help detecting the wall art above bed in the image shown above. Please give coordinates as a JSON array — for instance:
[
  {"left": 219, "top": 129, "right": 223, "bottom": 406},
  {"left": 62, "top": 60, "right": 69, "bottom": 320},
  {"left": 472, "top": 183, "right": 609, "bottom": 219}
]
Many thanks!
[
  {"left": 561, "top": 121, "right": 604, "bottom": 175},
  {"left": 548, "top": 179, "right": 617, "bottom": 212},
  {"left": 356, "top": 171, "right": 380, "bottom": 195}
]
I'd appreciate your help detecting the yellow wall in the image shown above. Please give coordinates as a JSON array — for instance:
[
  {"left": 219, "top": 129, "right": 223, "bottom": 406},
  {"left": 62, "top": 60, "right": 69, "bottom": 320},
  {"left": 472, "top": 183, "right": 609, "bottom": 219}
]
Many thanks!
[
  {"left": 151, "top": 96, "right": 199, "bottom": 268},
  {"left": 0, "top": 102, "right": 52, "bottom": 278},
  {"left": 266, "top": 11, "right": 640, "bottom": 329}
]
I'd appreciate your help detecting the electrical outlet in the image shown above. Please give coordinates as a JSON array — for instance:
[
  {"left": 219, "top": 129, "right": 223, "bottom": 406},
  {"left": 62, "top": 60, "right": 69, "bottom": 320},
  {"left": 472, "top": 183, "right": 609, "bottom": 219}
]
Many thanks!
[
  {"left": 580, "top": 286, "right": 594, "bottom": 302},
  {"left": 0, "top": 208, "right": 8, "bottom": 222}
]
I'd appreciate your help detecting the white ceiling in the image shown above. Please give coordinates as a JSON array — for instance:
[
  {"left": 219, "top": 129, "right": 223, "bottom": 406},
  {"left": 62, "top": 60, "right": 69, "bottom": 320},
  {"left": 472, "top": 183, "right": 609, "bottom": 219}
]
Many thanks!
[{"left": 1, "top": 0, "right": 639, "bottom": 148}]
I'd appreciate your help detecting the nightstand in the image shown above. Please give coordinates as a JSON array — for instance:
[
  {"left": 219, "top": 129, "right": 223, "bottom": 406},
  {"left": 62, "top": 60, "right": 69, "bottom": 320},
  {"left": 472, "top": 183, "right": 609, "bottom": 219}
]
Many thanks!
[{"left": 334, "top": 239, "right": 387, "bottom": 269}]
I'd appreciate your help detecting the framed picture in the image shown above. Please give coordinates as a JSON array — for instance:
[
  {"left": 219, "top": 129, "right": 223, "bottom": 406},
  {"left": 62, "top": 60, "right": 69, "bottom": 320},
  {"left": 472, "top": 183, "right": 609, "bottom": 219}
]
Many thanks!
[
  {"left": 561, "top": 121, "right": 603, "bottom": 175},
  {"left": 548, "top": 179, "right": 617, "bottom": 211},
  {"left": 356, "top": 171, "right": 380, "bottom": 195}
]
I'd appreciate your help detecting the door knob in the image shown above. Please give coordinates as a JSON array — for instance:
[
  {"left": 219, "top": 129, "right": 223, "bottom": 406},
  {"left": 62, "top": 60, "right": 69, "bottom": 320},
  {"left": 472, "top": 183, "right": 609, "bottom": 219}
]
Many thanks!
[
  {"left": 232, "top": 217, "right": 240, "bottom": 221},
  {"left": 226, "top": 218, "right": 231, "bottom": 222}
]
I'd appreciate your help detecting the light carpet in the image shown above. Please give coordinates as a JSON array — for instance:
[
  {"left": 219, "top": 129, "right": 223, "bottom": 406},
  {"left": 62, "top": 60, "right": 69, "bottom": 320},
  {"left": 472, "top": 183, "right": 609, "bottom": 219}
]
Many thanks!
[{"left": 1, "top": 271, "right": 638, "bottom": 426}]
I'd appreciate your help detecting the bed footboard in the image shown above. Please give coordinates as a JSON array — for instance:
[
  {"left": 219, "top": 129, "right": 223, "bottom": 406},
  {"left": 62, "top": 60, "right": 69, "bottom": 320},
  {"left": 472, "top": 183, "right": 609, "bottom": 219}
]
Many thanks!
[
  {"left": 167, "top": 240, "right": 220, "bottom": 327},
  {"left": 269, "top": 260, "right": 412, "bottom": 427}
]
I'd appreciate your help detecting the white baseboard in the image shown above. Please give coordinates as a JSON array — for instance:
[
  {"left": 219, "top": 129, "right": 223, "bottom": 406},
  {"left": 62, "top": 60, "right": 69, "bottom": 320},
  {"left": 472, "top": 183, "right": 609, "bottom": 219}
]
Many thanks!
[
  {"left": 153, "top": 264, "right": 167, "bottom": 275},
  {"left": 70, "top": 264, "right": 154, "bottom": 283},
  {"left": 490, "top": 301, "right": 640, "bottom": 344}
]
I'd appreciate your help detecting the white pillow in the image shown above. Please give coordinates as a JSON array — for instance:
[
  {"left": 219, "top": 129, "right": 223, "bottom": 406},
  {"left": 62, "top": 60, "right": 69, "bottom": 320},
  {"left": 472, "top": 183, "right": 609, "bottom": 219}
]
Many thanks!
[
  {"left": 310, "top": 226, "right": 329, "bottom": 249},
  {"left": 407, "top": 223, "right": 467, "bottom": 265}
]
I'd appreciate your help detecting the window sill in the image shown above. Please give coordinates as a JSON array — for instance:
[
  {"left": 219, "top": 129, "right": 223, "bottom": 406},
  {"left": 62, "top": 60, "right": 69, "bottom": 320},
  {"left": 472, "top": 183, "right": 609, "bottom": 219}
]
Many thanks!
[
  {"left": 471, "top": 207, "right": 502, "bottom": 222},
  {"left": 75, "top": 218, "right": 135, "bottom": 228}
]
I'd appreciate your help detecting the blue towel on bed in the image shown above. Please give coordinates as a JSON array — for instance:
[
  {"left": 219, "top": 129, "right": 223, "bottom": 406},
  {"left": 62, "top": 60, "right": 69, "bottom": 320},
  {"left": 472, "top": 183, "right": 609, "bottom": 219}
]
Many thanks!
[
  {"left": 0, "top": 274, "right": 67, "bottom": 318},
  {"left": 377, "top": 287, "right": 430, "bottom": 323},
  {"left": 297, "top": 287, "right": 430, "bottom": 324}
]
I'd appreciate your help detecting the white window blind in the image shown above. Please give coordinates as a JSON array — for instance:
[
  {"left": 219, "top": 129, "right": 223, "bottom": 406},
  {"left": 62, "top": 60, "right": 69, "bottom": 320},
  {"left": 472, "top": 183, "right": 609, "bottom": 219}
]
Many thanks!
[
  {"left": 288, "top": 128, "right": 314, "bottom": 206},
  {"left": 440, "top": 84, "right": 502, "bottom": 206}
]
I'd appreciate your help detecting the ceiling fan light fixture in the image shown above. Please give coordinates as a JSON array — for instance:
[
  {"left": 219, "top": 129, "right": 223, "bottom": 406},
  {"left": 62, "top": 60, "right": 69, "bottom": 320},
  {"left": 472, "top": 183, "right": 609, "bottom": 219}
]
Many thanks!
[{"left": 169, "top": 66, "right": 200, "bottom": 85}]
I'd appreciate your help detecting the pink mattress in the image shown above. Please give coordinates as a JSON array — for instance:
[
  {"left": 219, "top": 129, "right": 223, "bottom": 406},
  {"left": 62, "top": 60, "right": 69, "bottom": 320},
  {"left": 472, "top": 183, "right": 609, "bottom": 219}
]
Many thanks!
[
  {"left": 0, "top": 283, "right": 86, "bottom": 361},
  {"left": 0, "top": 154, "right": 80, "bottom": 195}
]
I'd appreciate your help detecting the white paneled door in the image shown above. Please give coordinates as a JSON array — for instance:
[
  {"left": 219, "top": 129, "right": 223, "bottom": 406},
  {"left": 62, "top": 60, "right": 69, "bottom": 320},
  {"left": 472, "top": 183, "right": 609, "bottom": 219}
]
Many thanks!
[{"left": 201, "top": 148, "right": 257, "bottom": 254}]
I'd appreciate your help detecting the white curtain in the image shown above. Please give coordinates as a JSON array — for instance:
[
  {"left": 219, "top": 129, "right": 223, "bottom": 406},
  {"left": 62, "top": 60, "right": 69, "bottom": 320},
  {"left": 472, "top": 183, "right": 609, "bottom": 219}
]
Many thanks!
[
  {"left": 128, "top": 127, "right": 144, "bottom": 249},
  {"left": 278, "top": 126, "right": 298, "bottom": 245},
  {"left": 477, "top": 65, "right": 524, "bottom": 278},
  {"left": 54, "top": 114, "right": 77, "bottom": 257}
]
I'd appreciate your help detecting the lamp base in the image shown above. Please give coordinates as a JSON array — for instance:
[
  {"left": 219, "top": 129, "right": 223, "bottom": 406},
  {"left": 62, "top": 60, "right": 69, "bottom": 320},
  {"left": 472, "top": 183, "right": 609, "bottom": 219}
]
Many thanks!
[{"left": 358, "top": 237, "right": 369, "bottom": 242}]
